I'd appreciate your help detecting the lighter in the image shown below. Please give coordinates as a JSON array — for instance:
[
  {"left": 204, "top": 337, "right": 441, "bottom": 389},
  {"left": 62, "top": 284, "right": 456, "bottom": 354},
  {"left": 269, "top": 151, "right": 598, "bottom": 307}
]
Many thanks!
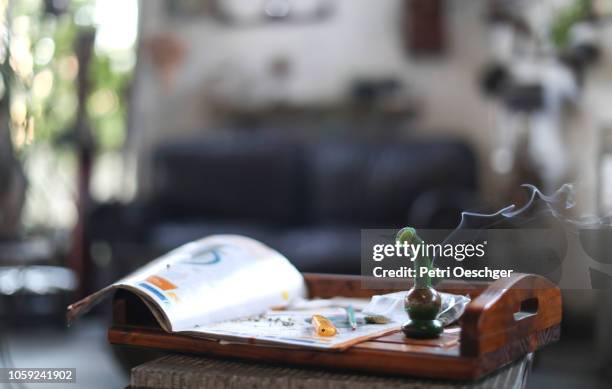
[{"left": 312, "top": 314, "right": 338, "bottom": 337}]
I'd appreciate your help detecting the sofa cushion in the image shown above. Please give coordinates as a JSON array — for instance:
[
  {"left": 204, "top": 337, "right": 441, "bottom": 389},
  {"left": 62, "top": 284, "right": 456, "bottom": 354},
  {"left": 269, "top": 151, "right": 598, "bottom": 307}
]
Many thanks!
[
  {"left": 272, "top": 226, "right": 362, "bottom": 274},
  {"left": 148, "top": 221, "right": 278, "bottom": 254},
  {"left": 307, "top": 139, "right": 476, "bottom": 226},
  {"left": 151, "top": 136, "right": 304, "bottom": 224}
]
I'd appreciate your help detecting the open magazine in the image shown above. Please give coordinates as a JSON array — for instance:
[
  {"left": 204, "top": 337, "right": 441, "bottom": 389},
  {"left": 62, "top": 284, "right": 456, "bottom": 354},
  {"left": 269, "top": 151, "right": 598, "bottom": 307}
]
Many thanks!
[{"left": 67, "top": 235, "right": 399, "bottom": 350}]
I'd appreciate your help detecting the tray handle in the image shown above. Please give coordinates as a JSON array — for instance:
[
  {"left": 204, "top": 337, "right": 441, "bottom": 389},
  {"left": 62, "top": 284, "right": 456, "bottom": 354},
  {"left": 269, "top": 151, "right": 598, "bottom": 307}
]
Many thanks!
[{"left": 459, "top": 273, "right": 562, "bottom": 357}]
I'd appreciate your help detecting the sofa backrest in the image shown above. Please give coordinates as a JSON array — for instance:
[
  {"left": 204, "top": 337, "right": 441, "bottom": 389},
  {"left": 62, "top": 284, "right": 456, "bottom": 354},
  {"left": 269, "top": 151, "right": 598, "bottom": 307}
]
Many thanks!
[
  {"left": 307, "top": 139, "right": 477, "bottom": 226},
  {"left": 150, "top": 135, "right": 476, "bottom": 227},
  {"left": 151, "top": 136, "right": 304, "bottom": 224}
]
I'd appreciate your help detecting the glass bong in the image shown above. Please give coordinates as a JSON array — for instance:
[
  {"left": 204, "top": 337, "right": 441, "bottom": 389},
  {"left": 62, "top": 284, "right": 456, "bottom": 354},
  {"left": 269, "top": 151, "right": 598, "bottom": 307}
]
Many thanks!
[{"left": 396, "top": 227, "right": 443, "bottom": 339}]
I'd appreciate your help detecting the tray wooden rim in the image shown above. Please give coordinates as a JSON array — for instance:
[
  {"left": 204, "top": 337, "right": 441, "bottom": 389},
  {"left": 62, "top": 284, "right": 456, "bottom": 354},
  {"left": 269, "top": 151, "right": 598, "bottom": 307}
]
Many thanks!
[{"left": 108, "top": 272, "right": 562, "bottom": 380}]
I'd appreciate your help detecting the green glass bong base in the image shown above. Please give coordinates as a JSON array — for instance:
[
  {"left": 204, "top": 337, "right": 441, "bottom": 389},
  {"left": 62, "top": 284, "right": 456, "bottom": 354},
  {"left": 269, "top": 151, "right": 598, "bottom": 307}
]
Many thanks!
[
  {"left": 397, "top": 227, "right": 443, "bottom": 340},
  {"left": 401, "top": 286, "right": 443, "bottom": 339},
  {"left": 401, "top": 319, "right": 443, "bottom": 339}
]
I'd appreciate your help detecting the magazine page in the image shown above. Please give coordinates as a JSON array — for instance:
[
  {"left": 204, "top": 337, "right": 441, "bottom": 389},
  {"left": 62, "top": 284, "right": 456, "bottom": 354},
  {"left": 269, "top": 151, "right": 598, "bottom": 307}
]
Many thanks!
[
  {"left": 68, "top": 235, "right": 308, "bottom": 331},
  {"left": 184, "top": 305, "right": 400, "bottom": 350},
  {"left": 68, "top": 234, "right": 408, "bottom": 350}
]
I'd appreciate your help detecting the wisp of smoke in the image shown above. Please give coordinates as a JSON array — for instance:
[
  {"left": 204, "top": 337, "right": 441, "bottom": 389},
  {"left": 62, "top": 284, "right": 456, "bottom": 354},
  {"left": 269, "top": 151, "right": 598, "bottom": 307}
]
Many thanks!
[{"left": 436, "top": 183, "right": 612, "bottom": 289}]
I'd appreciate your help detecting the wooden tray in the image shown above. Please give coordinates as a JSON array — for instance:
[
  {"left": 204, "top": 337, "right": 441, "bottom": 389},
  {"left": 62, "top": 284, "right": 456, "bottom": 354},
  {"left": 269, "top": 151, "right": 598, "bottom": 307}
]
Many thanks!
[{"left": 108, "top": 272, "right": 561, "bottom": 380}]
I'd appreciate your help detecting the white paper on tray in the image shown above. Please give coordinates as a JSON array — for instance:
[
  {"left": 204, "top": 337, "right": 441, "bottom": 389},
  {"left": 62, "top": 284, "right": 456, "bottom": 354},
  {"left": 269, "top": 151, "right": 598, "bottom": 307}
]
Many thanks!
[
  {"left": 362, "top": 290, "right": 471, "bottom": 326},
  {"left": 187, "top": 307, "right": 399, "bottom": 350}
]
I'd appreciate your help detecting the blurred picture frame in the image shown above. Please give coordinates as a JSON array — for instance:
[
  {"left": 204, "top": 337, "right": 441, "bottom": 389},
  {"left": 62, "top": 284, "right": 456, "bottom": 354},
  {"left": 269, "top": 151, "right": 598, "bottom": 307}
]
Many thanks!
[
  {"left": 165, "top": 0, "right": 215, "bottom": 18},
  {"left": 404, "top": 0, "right": 447, "bottom": 56}
]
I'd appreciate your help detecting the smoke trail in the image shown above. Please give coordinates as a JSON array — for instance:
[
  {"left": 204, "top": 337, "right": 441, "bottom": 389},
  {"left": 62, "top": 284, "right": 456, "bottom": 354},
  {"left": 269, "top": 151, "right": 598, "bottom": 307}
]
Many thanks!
[
  {"left": 434, "top": 183, "right": 612, "bottom": 289},
  {"left": 443, "top": 183, "right": 574, "bottom": 236}
]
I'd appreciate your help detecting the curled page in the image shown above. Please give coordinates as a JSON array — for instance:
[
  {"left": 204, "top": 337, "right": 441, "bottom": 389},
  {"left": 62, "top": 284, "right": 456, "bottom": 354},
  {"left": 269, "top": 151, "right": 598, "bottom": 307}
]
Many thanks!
[{"left": 67, "top": 235, "right": 308, "bottom": 331}]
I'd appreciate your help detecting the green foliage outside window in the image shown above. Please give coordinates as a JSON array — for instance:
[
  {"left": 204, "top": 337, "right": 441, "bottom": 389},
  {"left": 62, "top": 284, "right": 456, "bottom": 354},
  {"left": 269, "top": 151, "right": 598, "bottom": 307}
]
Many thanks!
[{"left": 3, "top": 0, "right": 136, "bottom": 154}]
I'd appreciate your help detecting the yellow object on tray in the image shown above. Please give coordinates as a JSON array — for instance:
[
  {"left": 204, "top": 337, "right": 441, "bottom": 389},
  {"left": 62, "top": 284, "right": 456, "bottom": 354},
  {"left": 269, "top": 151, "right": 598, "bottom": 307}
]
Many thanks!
[{"left": 312, "top": 314, "right": 337, "bottom": 337}]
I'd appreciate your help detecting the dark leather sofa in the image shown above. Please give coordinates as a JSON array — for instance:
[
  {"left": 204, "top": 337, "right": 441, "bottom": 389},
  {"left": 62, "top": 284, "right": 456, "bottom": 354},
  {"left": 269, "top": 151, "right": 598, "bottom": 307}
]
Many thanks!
[{"left": 89, "top": 135, "right": 478, "bottom": 280}]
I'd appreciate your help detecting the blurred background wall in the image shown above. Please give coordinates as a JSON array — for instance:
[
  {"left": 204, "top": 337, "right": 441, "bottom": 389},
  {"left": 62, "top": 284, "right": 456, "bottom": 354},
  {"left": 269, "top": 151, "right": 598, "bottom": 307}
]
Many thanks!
[
  {"left": 2, "top": 1, "right": 612, "bottom": 387},
  {"left": 132, "top": 0, "right": 495, "bottom": 198}
]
